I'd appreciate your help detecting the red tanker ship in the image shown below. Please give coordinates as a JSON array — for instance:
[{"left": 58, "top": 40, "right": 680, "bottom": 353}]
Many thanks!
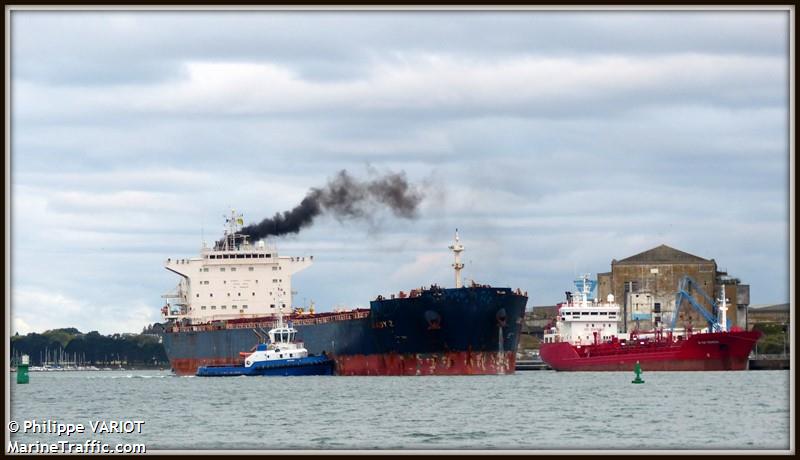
[{"left": 539, "top": 275, "right": 761, "bottom": 371}]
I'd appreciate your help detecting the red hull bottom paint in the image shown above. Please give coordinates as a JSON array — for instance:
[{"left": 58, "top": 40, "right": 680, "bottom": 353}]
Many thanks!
[
  {"left": 539, "top": 330, "right": 761, "bottom": 372},
  {"left": 335, "top": 351, "right": 517, "bottom": 376},
  {"left": 170, "top": 352, "right": 516, "bottom": 376}
]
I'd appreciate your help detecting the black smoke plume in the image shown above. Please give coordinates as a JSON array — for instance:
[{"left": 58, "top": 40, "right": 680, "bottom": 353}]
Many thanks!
[{"left": 239, "top": 169, "right": 424, "bottom": 241}]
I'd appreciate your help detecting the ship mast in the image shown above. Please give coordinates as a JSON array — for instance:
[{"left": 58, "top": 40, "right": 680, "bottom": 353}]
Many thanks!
[
  {"left": 221, "top": 209, "right": 246, "bottom": 251},
  {"left": 717, "top": 288, "right": 728, "bottom": 332},
  {"left": 449, "top": 229, "right": 465, "bottom": 288},
  {"left": 581, "top": 274, "right": 591, "bottom": 308}
]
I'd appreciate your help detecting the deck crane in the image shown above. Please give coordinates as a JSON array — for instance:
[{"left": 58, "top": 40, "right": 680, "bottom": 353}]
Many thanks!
[{"left": 671, "top": 275, "right": 724, "bottom": 333}]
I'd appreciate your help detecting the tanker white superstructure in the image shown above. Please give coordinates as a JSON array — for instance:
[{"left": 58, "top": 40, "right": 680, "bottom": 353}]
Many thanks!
[
  {"left": 161, "top": 210, "right": 313, "bottom": 324},
  {"left": 542, "top": 274, "right": 622, "bottom": 346}
]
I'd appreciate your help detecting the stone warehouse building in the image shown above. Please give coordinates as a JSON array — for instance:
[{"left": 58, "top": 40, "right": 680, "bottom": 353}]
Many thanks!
[{"left": 597, "top": 245, "right": 749, "bottom": 333}]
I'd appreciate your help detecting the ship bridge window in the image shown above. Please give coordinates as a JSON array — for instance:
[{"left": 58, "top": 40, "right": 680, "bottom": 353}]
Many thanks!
[
  {"left": 590, "top": 312, "right": 599, "bottom": 315},
  {"left": 223, "top": 255, "right": 230, "bottom": 259}
]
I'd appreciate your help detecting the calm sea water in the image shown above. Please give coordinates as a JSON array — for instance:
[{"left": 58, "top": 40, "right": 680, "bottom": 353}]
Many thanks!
[{"left": 9, "top": 370, "right": 791, "bottom": 452}]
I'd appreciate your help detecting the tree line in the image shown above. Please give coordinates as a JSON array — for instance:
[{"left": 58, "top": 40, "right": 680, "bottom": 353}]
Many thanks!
[{"left": 10, "top": 327, "right": 168, "bottom": 367}]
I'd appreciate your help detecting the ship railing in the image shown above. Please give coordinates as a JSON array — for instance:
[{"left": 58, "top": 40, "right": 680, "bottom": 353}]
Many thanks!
[{"left": 170, "top": 310, "right": 371, "bottom": 333}]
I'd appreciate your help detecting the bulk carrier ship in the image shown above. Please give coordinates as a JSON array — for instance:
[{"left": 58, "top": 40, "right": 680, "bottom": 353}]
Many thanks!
[
  {"left": 539, "top": 275, "right": 761, "bottom": 371},
  {"left": 159, "top": 211, "right": 528, "bottom": 376}
]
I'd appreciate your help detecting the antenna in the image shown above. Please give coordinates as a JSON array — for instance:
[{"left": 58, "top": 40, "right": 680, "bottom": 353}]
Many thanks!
[{"left": 276, "top": 292, "right": 285, "bottom": 329}]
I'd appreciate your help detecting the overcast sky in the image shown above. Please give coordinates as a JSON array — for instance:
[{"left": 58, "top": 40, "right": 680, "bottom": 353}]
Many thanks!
[{"left": 9, "top": 9, "right": 790, "bottom": 335}]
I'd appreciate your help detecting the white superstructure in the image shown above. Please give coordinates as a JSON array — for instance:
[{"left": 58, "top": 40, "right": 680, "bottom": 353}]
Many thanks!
[
  {"left": 161, "top": 210, "right": 313, "bottom": 324},
  {"left": 542, "top": 274, "right": 622, "bottom": 346}
]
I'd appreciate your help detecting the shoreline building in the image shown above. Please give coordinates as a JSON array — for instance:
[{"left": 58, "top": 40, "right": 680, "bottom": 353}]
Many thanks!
[{"left": 597, "top": 245, "right": 749, "bottom": 332}]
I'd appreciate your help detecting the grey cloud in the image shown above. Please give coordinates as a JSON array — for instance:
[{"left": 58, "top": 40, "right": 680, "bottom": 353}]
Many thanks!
[
  {"left": 12, "top": 11, "right": 787, "bottom": 87},
  {"left": 10, "top": 9, "right": 789, "bottom": 334}
]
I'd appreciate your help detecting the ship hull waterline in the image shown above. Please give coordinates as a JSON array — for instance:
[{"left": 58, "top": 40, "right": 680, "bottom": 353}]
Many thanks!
[
  {"left": 173, "top": 351, "right": 517, "bottom": 376},
  {"left": 196, "top": 356, "right": 334, "bottom": 377}
]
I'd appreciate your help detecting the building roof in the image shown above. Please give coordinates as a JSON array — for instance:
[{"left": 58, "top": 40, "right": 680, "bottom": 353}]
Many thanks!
[
  {"left": 612, "top": 244, "right": 712, "bottom": 265},
  {"left": 748, "top": 303, "right": 789, "bottom": 312}
]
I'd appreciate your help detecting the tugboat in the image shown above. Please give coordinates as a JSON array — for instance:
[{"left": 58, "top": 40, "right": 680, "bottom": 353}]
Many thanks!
[{"left": 196, "top": 305, "right": 333, "bottom": 377}]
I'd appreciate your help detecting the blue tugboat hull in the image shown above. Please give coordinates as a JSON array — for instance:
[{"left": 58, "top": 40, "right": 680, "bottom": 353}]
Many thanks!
[{"left": 196, "top": 355, "right": 333, "bottom": 377}]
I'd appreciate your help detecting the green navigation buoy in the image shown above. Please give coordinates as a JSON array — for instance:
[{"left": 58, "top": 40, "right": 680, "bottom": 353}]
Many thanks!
[
  {"left": 17, "top": 355, "right": 29, "bottom": 384},
  {"left": 631, "top": 360, "right": 644, "bottom": 384}
]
